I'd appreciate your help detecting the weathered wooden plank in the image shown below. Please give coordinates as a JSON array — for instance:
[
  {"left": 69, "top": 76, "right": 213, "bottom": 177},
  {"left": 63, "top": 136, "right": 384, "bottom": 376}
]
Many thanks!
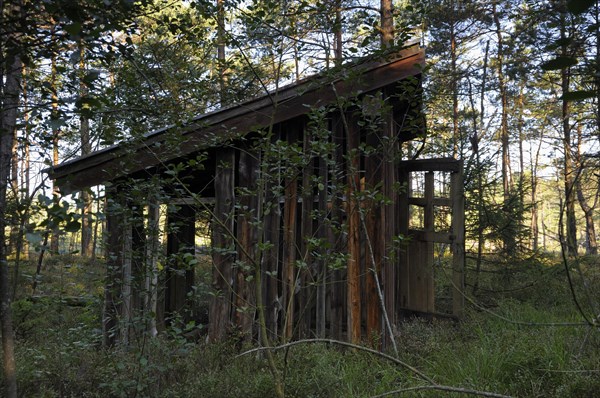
[
  {"left": 451, "top": 165, "right": 465, "bottom": 317},
  {"left": 397, "top": 169, "right": 410, "bottom": 312},
  {"left": 329, "top": 113, "right": 345, "bottom": 341},
  {"left": 299, "top": 123, "right": 314, "bottom": 338},
  {"left": 381, "top": 92, "right": 397, "bottom": 349},
  {"left": 234, "top": 149, "right": 259, "bottom": 341},
  {"left": 282, "top": 125, "right": 299, "bottom": 341},
  {"left": 120, "top": 215, "right": 132, "bottom": 345},
  {"left": 103, "top": 185, "right": 124, "bottom": 347},
  {"left": 316, "top": 151, "right": 328, "bottom": 338},
  {"left": 346, "top": 111, "right": 361, "bottom": 345},
  {"left": 408, "top": 197, "right": 452, "bottom": 207},
  {"left": 364, "top": 119, "right": 383, "bottom": 345},
  {"left": 145, "top": 195, "right": 160, "bottom": 336},
  {"left": 262, "top": 178, "right": 281, "bottom": 341},
  {"left": 398, "top": 158, "right": 460, "bottom": 173},
  {"left": 407, "top": 230, "right": 455, "bottom": 244},
  {"left": 424, "top": 172, "right": 435, "bottom": 313},
  {"left": 165, "top": 204, "right": 196, "bottom": 323},
  {"left": 209, "top": 148, "right": 235, "bottom": 342}
]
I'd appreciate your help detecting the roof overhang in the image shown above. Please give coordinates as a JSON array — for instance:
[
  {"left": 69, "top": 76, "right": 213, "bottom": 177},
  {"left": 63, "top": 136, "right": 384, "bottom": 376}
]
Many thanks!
[{"left": 49, "top": 45, "right": 425, "bottom": 194}]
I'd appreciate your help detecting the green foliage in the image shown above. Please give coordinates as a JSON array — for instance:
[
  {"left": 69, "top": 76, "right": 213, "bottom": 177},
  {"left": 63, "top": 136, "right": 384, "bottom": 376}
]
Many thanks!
[{"left": 5, "top": 255, "right": 600, "bottom": 397}]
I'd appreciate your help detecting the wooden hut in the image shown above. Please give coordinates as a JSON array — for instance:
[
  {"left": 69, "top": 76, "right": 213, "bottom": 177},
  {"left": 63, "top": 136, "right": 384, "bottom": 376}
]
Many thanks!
[{"left": 50, "top": 45, "right": 464, "bottom": 349}]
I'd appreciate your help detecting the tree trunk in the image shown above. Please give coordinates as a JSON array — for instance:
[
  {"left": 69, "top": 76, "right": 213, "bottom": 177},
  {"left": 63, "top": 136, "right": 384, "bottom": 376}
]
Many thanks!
[
  {"left": 493, "top": 1, "right": 514, "bottom": 254},
  {"left": 560, "top": 7, "right": 577, "bottom": 255},
  {"left": 575, "top": 124, "right": 598, "bottom": 254},
  {"left": 0, "top": 7, "right": 23, "bottom": 394},
  {"left": 50, "top": 44, "right": 60, "bottom": 254},
  {"left": 79, "top": 43, "right": 93, "bottom": 257},
  {"left": 450, "top": 0, "right": 459, "bottom": 159},
  {"left": 380, "top": 0, "right": 394, "bottom": 48}
]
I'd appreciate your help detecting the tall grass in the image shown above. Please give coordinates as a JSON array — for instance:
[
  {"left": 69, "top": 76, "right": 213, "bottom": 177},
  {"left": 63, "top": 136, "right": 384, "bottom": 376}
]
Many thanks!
[{"left": 2, "top": 255, "right": 599, "bottom": 397}]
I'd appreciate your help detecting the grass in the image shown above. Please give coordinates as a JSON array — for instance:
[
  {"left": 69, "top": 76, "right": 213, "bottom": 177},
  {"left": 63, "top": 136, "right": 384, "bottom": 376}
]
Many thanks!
[{"left": 2, "top": 253, "right": 600, "bottom": 397}]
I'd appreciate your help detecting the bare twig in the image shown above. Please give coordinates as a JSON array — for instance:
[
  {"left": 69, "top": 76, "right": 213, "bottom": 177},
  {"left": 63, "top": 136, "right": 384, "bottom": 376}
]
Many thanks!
[
  {"left": 237, "top": 338, "right": 435, "bottom": 385},
  {"left": 371, "top": 385, "right": 513, "bottom": 398}
]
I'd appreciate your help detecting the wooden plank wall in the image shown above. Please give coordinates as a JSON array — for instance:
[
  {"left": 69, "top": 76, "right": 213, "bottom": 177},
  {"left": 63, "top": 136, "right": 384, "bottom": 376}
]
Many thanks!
[
  {"left": 208, "top": 148, "right": 235, "bottom": 342},
  {"left": 101, "top": 97, "right": 465, "bottom": 349}
]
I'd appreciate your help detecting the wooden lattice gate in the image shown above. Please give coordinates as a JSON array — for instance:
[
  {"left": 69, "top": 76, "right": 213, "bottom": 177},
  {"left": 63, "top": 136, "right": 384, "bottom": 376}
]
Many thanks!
[{"left": 398, "top": 158, "right": 464, "bottom": 318}]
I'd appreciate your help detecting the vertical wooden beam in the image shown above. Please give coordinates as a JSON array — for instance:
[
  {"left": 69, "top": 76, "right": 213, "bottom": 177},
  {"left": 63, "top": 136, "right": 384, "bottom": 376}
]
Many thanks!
[
  {"left": 263, "top": 180, "right": 281, "bottom": 341},
  {"left": 145, "top": 195, "right": 160, "bottom": 336},
  {"left": 129, "top": 205, "right": 146, "bottom": 339},
  {"left": 282, "top": 126, "right": 299, "bottom": 341},
  {"left": 329, "top": 114, "right": 345, "bottom": 341},
  {"left": 316, "top": 152, "right": 328, "bottom": 338},
  {"left": 346, "top": 110, "right": 361, "bottom": 345},
  {"left": 381, "top": 91, "right": 397, "bottom": 348},
  {"left": 120, "top": 216, "right": 133, "bottom": 345},
  {"left": 451, "top": 164, "right": 465, "bottom": 316},
  {"left": 397, "top": 168, "right": 410, "bottom": 312},
  {"left": 364, "top": 121, "right": 383, "bottom": 345},
  {"left": 423, "top": 171, "right": 435, "bottom": 313},
  {"left": 103, "top": 186, "right": 124, "bottom": 346},
  {"left": 235, "top": 149, "right": 259, "bottom": 340},
  {"left": 300, "top": 123, "right": 314, "bottom": 337},
  {"left": 209, "top": 148, "right": 235, "bottom": 341},
  {"left": 165, "top": 204, "right": 196, "bottom": 323}
]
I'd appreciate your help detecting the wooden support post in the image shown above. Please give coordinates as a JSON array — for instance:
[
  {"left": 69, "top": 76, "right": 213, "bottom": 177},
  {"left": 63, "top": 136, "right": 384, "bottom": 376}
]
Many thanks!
[
  {"left": 145, "top": 195, "right": 160, "bottom": 336},
  {"left": 451, "top": 165, "right": 465, "bottom": 316},
  {"left": 103, "top": 185, "right": 124, "bottom": 346},
  {"left": 263, "top": 181, "right": 281, "bottom": 340},
  {"left": 397, "top": 168, "right": 410, "bottom": 312},
  {"left": 235, "top": 149, "right": 259, "bottom": 340},
  {"left": 346, "top": 111, "right": 361, "bottom": 345},
  {"left": 209, "top": 148, "right": 235, "bottom": 342},
  {"left": 381, "top": 93, "right": 397, "bottom": 348},
  {"left": 300, "top": 123, "right": 314, "bottom": 338},
  {"left": 120, "top": 214, "right": 133, "bottom": 345},
  {"left": 423, "top": 171, "right": 435, "bottom": 313},
  {"left": 365, "top": 119, "right": 383, "bottom": 345},
  {"left": 316, "top": 152, "right": 328, "bottom": 338},
  {"left": 329, "top": 114, "right": 345, "bottom": 341},
  {"left": 128, "top": 205, "right": 146, "bottom": 339},
  {"left": 165, "top": 204, "right": 196, "bottom": 324},
  {"left": 282, "top": 126, "right": 299, "bottom": 341}
]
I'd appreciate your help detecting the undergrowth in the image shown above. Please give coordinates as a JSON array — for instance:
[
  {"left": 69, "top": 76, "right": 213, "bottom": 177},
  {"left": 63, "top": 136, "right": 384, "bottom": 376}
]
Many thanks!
[{"left": 1, "top": 254, "right": 599, "bottom": 397}]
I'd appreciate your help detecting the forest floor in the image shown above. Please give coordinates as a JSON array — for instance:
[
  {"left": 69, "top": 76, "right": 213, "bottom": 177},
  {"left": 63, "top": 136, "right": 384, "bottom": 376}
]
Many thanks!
[{"left": 2, "top": 253, "right": 600, "bottom": 397}]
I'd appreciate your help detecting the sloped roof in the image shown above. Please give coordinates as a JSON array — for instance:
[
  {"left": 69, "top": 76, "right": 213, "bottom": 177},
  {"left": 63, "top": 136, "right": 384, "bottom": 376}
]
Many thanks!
[{"left": 49, "top": 45, "right": 425, "bottom": 194}]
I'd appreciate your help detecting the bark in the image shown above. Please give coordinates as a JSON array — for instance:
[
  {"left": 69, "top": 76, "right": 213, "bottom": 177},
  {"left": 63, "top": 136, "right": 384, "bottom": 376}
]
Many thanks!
[
  {"left": 450, "top": 0, "right": 459, "bottom": 159},
  {"left": 530, "top": 136, "right": 542, "bottom": 252},
  {"left": 0, "top": 6, "right": 23, "bottom": 395},
  {"left": 50, "top": 44, "right": 60, "bottom": 254},
  {"left": 492, "top": 1, "right": 513, "bottom": 254},
  {"left": 334, "top": 0, "right": 343, "bottom": 65},
  {"left": 560, "top": 7, "right": 577, "bottom": 255},
  {"left": 380, "top": 0, "right": 394, "bottom": 48},
  {"left": 79, "top": 43, "right": 93, "bottom": 257},
  {"left": 217, "top": 0, "right": 226, "bottom": 101},
  {"left": 472, "top": 41, "right": 488, "bottom": 293},
  {"left": 575, "top": 124, "right": 598, "bottom": 254}
]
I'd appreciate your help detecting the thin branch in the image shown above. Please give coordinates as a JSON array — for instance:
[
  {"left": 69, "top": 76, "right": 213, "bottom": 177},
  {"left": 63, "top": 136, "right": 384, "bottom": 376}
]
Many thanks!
[
  {"left": 371, "top": 384, "right": 513, "bottom": 398},
  {"left": 237, "top": 338, "right": 435, "bottom": 385}
]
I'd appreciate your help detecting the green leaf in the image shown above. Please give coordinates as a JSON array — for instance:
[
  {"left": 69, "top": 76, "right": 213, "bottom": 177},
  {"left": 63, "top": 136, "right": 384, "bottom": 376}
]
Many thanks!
[
  {"left": 561, "top": 90, "right": 596, "bottom": 101},
  {"left": 541, "top": 56, "right": 578, "bottom": 71},
  {"left": 64, "top": 22, "right": 82, "bottom": 36},
  {"left": 567, "top": 0, "right": 595, "bottom": 14},
  {"left": 65, "top": 220, "right": 81, "bottom": 233},
  {"left": 26, "top": 232, "right": 44, "bottom": 246}
]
